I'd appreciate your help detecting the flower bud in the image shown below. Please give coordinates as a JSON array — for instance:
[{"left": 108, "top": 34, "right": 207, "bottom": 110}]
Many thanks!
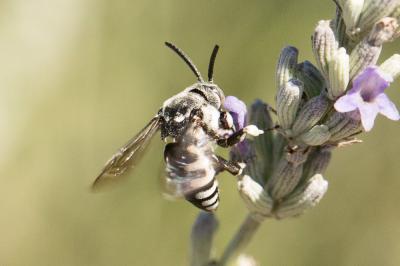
[
  {"left": 190, "top": 212, "right": 218, "bottom": 266},
  {"left": 325, "top": 111, "right": 351, "bottom": 136},
  {"left": 349, "top": 17, "right": 399, "bottom": 78},
  {"left": 379, "top": 54, "right": 400, "bottom": 79},
  {"left": 267, "top": 158, "right": 304, "bottom": 200},
  {"left": 230, "top": 139, "right": 264, "bottom": 186},
  {"left": 330, "top": 122, "right": 362, "bottom": 141},
  {"left": 367, "top": 17, "right": 399, "bottom": 45},
  {"left": 295, "top": 61, "right": 325, "bottom": 99},
  {"left": 338, "top": 0, "right": 364, "bottom": 34},
  {"left": 247, "top": 100, "right": 276, "bottom": 180},
  {"left": 276, "top": 46, "right": 299, "bottom": 90},
  {"left": 329, "top": 111, "right": 362, "bottom": 141},
  {"left": 300, "top": 125, "right": 331, "bottom": 146},
  {"left": 276, "top": 79, "right": 304, "bottom": 129},
  {"left": 275, "top": 174, "right": 328, "bottom": 219},
  {"left": 248, "top": 100, "right": 274, "bottom": 130},
  {"left": 285, "top": 148, "right": 309, "bottom": 166},
  {"left": 333, "top": 9, "right": 349, "bottom": 48},
  {"left": 328, "top": 47, "right": 350, "bottom": 99},
  {"left": 238, "top": 175, "right": 273, "bottom": 218},
  {"left": 312, "top": 20, "right": 339, "bottom": 78},
  {"left": 292, "top": 95, "right": 330, "bottom": 136},
  {"left": 349, "top": 41, "right": 381, "bottom": 79},
  {"left": 302, "top": 148, "right": 332, "bottom": 179},
  {"left": 357, "top": 0, "right": 399, "bottom": 33}
]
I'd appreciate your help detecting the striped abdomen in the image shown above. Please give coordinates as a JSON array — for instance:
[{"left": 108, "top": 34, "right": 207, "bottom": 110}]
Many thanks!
[
  {"left": 164, "top": 126, "right": 220, "bottom": 212},
  {"left": 185, "top": 178, "right": 219, "bottom": 211}
]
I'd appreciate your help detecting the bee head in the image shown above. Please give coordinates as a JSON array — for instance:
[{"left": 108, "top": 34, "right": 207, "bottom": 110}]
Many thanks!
[
  {"left": 189, "top": 83, "right": 225, "bottom": 109},
  {"left": 165, "top": 42, "right": 224, "bottom": 108}
]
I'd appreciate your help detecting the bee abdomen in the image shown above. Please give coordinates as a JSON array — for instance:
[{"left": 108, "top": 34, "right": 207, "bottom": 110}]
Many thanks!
[{"left": 185, "top": 178, "right": 219, "bottom": 212}]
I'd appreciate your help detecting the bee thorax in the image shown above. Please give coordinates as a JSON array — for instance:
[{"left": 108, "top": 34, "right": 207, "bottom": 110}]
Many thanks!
[{"left": 160, "top": 91, "right": 205, "bottom": 139}]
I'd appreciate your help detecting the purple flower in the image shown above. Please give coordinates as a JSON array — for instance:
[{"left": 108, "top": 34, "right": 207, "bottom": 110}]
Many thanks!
[
  {"left": 334, "top": 66, "right": 400, "bottom": 131},
  {"left": 224, "top": 96, "right": 251, "bottom": 161},
  {"left": 223, "top": 95, "right": 247, "bottom": 130}
]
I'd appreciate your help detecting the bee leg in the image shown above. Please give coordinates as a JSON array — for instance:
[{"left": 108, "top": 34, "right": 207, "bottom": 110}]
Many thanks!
[
  {"left": 191, "top": 111, "right": 263, "bottom": 147},
  {"left": 216, "top": 125, "right": 264, "bottom": 147},
  {"left": 215, "top": 155, "right": 245, "bottom": 176}
]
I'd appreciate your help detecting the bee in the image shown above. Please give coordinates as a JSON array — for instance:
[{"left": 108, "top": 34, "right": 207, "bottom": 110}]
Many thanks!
[
  {"left": 93, "top": 42, "right": 263, "bottom": 211},
  {"left": 164, "top": 123, "right": 248, "bottom": 211}
]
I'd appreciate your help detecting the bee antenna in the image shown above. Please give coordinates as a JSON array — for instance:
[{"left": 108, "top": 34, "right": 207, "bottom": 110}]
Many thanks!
[
  {"left": 208, "top": 45, "right": 219, "bottom": 82},
  {"left": 165, "top": 42, "right": 204, "bottom": 82}
]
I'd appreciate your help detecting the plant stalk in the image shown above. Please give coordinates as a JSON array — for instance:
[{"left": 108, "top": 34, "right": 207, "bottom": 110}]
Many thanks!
[{"left": 217, "top": 214, "right": 263, "bottom": 266}]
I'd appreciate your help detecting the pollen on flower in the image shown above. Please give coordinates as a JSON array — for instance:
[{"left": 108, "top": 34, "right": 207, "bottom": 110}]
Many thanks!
[{"left": 334, "top": 66, "right": 400, "bottom": 131}]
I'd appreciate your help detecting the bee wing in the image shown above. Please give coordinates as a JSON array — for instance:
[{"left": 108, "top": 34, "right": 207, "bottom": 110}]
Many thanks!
[
  {"left": 163, "top": 154, "right": 220, "bottom": 212},
  {"left": 92, "top": 115, "right": 161, "bottom": 190},
  {"left": 162, "top": 141, "right": 217, "bottom": 199},
  {"left": 164, "top": 172, "right": 216, "bottom": 199}
]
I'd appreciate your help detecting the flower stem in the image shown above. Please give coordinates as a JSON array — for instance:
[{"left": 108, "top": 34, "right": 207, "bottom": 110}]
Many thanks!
[
  {"left": 218, "top": 214, "right": 263, "bottom": 266},
  {"left": 190, "top": 212, "right": 219, "bottom": 266}
]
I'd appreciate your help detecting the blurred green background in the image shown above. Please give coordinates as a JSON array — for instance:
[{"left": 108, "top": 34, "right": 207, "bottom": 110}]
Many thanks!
[{"left": 0, "top": 0, "right": 399, "bottom": 265}]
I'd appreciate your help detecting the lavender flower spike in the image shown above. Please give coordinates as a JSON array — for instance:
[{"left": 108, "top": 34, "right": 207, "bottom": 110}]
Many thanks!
[
  {"left": 334, "top": 66, "right": 400, "bottom": 131},
  {"left": 224, "top": 95, "right": 248, "bottom": 130}
]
